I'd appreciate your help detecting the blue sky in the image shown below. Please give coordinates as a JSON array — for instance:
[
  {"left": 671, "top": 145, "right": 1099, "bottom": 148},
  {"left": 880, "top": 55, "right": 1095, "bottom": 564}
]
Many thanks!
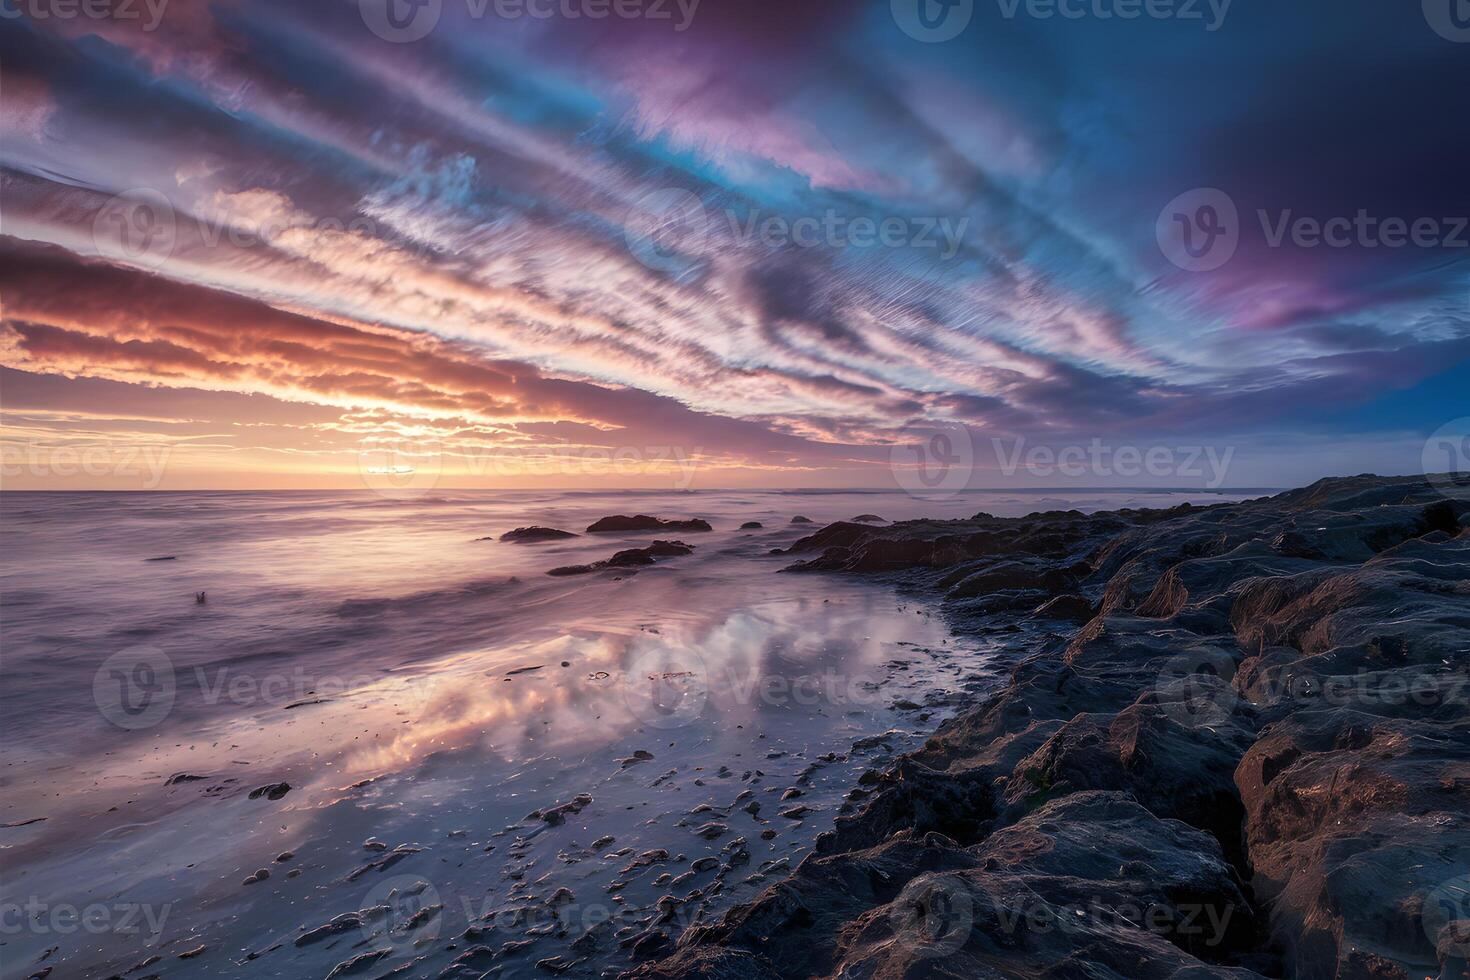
[{"left": 0, "top": 0, "right": 1466, "bottom": 489}]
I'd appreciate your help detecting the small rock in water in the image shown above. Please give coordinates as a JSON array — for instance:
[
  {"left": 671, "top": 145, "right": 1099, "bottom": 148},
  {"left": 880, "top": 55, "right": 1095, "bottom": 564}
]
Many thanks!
[
  {"left": 532, "top": 793, "right": 593, "bottom": 826},
  {"left": 693, "top": 822, "right": 729, "bottom": 840},
  {"left": 500, "top": 526, "right": 578, "bottom": 543}
]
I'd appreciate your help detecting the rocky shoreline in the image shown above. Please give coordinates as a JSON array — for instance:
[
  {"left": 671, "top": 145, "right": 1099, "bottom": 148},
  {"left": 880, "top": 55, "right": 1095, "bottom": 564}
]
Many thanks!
[{"left": 626, "top": 475, "right": 1470, "bottom": 980}]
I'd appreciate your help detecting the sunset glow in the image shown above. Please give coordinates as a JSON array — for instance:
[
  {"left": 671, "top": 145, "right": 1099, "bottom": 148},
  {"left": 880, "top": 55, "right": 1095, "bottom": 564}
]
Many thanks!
[{"left": 2, "top": 2, "right": 1466, "bottom": 490}]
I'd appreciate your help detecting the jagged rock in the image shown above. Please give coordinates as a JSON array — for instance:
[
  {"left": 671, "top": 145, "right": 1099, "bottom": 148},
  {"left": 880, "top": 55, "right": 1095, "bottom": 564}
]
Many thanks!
[
  {"left": 627, "top": 476, "right": 1469, "bottom": 980},
  {"left": 1031, "top": 593, "right": 1094, "bottom": 622}
]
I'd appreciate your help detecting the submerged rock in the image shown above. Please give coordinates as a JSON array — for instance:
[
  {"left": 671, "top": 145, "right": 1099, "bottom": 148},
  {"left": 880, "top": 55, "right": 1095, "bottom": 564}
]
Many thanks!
[
  {"left": 500, "top": 526, "right": 579, "bottom": 542},
  {"left": 532, "top": 793, "right": 594, "bottom": 826},
  {"left": 548, "top": 541, "right": 694, "bottom": 576},
  {"left": 586, "top": 515, "right": 713, "bottom": 533}
]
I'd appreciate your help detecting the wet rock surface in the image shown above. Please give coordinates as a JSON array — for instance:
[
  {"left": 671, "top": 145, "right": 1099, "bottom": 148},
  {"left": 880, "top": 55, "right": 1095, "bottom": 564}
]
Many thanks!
[
  {"left": 587, "top": 516, "right": 714, "bottom": 534},
  {"left": 500, "top": 526, "right": 580, "bottom": 542},
  {"left": 629, "top": 476, "right": 1470, "bottom": 980},
  {"left": 549, "top": 541, "right": 696, "bottom": 577}
]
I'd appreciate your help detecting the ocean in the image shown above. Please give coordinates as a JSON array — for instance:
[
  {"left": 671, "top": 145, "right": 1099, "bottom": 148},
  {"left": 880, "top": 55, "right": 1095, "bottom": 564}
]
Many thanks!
[{"left": 0, "top": 487, "right": 1266, "bottom": 978}]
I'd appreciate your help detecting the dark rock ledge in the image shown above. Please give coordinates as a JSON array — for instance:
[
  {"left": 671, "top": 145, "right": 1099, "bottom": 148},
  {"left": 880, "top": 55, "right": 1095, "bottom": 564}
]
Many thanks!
[
  {"left": 624, "top": 475, "right": 1470, "bottom": 980},
  {"left": 548, "top": 541, "right": 695, "bottom": 577},
  {"left": 588, "top": 515, "right": 714, "bottom": 533}
]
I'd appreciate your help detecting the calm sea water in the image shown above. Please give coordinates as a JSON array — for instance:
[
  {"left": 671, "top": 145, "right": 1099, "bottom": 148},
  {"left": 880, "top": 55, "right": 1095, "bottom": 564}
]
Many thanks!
[{"left": 0, "top": 488, "right": 1264, "bottom": 978}]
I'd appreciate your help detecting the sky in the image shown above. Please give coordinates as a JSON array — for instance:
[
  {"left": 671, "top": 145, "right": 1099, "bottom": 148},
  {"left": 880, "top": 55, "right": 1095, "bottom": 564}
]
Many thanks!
[{"left": 1, "top": 0, "right": 1467, "bottom": 491}]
